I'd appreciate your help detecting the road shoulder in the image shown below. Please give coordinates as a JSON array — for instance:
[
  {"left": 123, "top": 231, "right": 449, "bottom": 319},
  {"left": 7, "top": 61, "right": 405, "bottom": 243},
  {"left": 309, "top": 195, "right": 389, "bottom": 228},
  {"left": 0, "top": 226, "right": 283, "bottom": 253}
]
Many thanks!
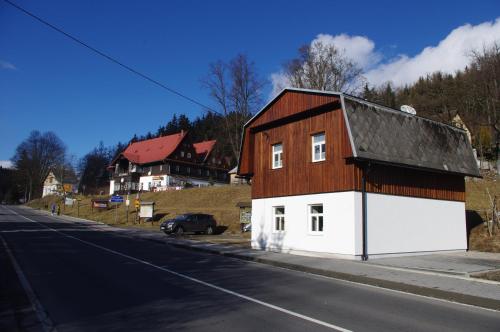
[{"left": 21, "top": 205, "right": 500, "bottom": 312}]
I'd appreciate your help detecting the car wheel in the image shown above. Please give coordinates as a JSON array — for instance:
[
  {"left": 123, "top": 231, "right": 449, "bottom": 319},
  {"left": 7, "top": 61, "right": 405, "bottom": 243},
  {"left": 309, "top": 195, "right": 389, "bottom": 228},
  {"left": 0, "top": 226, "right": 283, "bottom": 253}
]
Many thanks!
[
  {"left": 175, "top": 227, "right": 184, "bottom": 236},
  {"left": 206, "top": 226, "right": 214, "bottom": 235}
]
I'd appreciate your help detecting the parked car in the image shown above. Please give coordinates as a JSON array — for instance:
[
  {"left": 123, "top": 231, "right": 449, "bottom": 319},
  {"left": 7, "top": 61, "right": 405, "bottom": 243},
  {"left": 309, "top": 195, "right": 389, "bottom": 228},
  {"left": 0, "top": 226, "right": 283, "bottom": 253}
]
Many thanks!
[{"left": 160, "top": 213, "right": 216, "bottom": 235}]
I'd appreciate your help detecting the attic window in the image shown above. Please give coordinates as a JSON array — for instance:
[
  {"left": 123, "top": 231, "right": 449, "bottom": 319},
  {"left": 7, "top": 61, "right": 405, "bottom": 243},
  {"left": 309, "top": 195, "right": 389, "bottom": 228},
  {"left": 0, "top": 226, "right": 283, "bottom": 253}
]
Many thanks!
[
  {"left": 312, "top": 133, "right": 326, "bottom": 162},
  {"left": 272, "top": 143, "right": 283, "bottom": 169},
  {"left": 180, "top": 151, "right": 185, "bottom": 158},
  {"left": 187, "top": 153, "right": 191, "bottom": 158}
]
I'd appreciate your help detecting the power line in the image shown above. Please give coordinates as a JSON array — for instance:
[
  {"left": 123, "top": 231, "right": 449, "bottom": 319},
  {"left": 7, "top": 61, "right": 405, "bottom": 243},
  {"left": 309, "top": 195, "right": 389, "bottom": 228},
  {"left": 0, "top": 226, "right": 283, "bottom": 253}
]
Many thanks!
[{"left": 3, "top": 0, "right": 221, "bottom": 115}]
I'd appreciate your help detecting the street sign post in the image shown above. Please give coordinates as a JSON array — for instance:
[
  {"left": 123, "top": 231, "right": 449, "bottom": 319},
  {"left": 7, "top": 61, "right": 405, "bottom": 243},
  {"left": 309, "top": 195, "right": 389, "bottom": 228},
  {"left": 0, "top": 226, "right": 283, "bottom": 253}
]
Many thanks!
[
  {"left": 110, "top": 195, "right": 124, "bottom": 203},
  {"left": 109, "top": 196, "right": 124, "bottom": 224}
]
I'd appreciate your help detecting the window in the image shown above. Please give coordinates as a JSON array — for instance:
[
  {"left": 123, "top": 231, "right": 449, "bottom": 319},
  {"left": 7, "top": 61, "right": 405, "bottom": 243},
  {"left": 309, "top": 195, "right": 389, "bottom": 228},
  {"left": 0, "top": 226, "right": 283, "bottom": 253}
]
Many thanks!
[
  {"left": 309, "top": 204, "right": 324, "bottom": 234},
  {"left": 175, "top": 165, "right": 180, "bottom": 172},
  {"left": 180, "top": 151, "right": 185, "bottom": 157},
  {"left": 312, "top": 133, "right": 326, "bottom": 162},
  {"left": 272, "top": 143, "right": 283, "bottom": 169},
  {"left": 187, "top": 167, "right": 191, "bottom": 174},
  {"left": 159, "top": 164, "right": 163, "bottom": 171},
  {"left": 187, "top": 153, "right": 191, "bottom": 158},
  {"left": 273, "top": 206, "right": 285, "bottom": 232}
]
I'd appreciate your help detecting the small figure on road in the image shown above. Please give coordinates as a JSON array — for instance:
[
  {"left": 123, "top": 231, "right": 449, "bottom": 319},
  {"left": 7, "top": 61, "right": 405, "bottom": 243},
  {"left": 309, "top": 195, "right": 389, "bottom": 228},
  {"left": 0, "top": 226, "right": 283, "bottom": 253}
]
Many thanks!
[
  {"left": 57, "top": 204, "right": 61, "bottom": 216},
  {"left": 51, "top": 203, "right": 56, "bottom": 215}
]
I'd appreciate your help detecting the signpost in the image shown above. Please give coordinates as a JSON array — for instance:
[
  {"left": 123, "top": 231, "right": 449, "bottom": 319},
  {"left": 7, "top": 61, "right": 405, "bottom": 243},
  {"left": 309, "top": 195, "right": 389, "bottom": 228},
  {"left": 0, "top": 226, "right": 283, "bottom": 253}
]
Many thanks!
[
  {"left": 125, "top": 194, "right": 130, "bottom": 224},
  {"left": 139, "top": 201, "right": 155, "bottom": 220},
  {"left": 110, "top": 195, "right": 124, "bottom": 224},
  {"left": 110, "top": 195, "right": 124, "bottom": 203}
]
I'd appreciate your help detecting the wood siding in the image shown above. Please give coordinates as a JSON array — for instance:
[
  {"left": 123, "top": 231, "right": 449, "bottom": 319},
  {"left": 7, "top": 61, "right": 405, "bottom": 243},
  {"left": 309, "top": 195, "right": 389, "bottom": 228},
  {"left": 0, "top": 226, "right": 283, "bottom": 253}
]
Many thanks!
[
  {"left": 355, "top": 164, "right": 465, "bottom": 201},
  {"left": 240, "top": 90, "right": 466, "bottom": 202},
  {"left": 251, "top": 107, "right": 358, "bottom": 198}
]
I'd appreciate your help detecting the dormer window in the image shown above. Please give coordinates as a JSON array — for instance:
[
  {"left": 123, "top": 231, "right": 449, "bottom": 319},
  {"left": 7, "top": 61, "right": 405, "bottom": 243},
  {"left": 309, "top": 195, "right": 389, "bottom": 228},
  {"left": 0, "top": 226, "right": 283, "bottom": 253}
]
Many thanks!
[
  {"left": 312, "top": 133, "right": 326, "bottom": 162},
  {"left": 272, "top": 143, "right": 283, "bottom": 169}
]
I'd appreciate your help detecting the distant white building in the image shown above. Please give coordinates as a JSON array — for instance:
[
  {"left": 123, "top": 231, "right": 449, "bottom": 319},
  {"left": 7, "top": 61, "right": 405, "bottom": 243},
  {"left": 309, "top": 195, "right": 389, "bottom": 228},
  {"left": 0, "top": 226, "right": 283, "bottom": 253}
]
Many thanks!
[{"left": 42, "top": 171, "right": 78, "bottom": 197}]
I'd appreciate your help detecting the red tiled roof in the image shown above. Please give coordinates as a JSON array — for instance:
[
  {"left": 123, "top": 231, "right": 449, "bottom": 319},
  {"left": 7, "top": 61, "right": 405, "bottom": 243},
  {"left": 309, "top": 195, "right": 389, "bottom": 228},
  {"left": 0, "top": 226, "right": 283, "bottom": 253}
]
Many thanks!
[
  {"left": 122, "top": 132, "right": 186, "bottom": 165},
  {"left": 193, "top": 140, "right": 216, "bottom": 157}
]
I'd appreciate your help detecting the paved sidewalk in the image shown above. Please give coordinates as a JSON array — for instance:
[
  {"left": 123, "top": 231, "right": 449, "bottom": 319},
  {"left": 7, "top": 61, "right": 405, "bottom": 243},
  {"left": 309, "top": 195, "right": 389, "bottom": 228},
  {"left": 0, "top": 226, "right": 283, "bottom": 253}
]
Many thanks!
[{"left": 25, "top": 206, "right": 500, "bottom": 311}]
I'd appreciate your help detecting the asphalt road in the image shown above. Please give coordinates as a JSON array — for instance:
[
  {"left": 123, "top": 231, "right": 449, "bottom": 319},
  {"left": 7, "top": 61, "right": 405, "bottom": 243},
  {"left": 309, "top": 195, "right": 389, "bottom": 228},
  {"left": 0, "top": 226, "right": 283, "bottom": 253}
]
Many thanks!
[{"left": 1, "top": 205, "right": 499, "bottom": 332}]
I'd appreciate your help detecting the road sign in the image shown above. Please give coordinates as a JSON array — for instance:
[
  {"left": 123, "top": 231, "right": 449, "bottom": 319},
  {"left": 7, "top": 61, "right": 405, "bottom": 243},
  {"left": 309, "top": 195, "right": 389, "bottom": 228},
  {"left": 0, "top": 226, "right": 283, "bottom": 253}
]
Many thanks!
[{"left": 110, "top": 195, "right": 124, "bottom": 203}]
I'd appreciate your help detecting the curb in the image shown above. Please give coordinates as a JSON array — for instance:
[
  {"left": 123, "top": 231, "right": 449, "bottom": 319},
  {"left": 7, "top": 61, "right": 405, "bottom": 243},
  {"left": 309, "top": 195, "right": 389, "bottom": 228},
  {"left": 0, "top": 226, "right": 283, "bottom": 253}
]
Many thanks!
[
  {"left": 22, "top": 206, "right": 500, "bottom": 312},
  {"left": 147, "top": 237, "right": 500, "bottom": 312}
]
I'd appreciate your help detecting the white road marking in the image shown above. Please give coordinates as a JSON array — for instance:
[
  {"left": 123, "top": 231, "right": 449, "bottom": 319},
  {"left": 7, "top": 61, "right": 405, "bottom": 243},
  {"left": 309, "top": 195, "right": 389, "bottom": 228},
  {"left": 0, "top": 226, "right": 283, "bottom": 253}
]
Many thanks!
[
  {"left": 7, "top": 205, "right": 500, "bottom": 314},
  {"left": 4, "top": 206, "right": 352, "bottom": 332},
  {"left": 0, "top": 232, "right": 58, "bottom": 332}
]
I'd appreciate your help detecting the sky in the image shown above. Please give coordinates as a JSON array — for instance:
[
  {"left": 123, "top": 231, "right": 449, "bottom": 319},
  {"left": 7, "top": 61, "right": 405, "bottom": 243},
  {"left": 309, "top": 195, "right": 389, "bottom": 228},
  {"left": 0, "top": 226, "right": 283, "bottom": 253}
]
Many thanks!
[{"left": 1, "top": 0, "right": 500, "bottom": 163}]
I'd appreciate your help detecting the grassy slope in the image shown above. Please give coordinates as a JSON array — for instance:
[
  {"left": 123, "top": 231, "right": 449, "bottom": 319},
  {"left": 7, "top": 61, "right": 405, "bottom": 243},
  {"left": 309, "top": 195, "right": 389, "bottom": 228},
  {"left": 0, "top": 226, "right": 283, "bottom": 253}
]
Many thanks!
[
  {"left": 465, "top": 174, "right": 500, "bottom": 253},
  {"left": 28, "top": 176, "right": 500, "bottom": 252},
  {"left": 28, "top": 185, "right": 251, "bottom": 233}
]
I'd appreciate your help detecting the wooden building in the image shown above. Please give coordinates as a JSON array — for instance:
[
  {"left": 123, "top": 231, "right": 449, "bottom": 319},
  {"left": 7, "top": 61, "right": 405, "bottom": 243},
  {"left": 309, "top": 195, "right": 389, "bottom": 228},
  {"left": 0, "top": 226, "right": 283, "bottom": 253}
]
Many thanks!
[
  {"left": 238, "top": 88, "right": 480, "bottom": 259},
  {"left": 109, "top": 131, "right": 230, "bottom": 194}
]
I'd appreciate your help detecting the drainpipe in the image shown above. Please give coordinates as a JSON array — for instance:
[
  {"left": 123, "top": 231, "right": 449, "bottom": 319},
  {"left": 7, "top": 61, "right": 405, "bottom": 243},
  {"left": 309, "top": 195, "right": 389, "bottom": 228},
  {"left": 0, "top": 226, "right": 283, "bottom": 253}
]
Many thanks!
[{"left": 361, "top": 162, "right": 371, "bottom": 261}]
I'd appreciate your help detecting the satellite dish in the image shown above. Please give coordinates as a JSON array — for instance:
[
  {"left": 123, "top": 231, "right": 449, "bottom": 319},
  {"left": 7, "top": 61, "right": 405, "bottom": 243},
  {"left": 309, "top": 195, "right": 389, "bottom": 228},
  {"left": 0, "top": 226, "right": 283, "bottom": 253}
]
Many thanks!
[{"left": 400, "top": 105, "right": 416, "bottom": 115}]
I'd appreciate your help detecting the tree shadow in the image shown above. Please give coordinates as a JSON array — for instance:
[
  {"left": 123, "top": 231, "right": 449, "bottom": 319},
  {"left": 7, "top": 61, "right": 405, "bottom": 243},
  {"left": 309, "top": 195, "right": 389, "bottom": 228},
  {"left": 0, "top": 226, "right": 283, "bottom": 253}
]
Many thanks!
[
  {"left": 214, "top": 226, "right": 228, "bottom": 235},
  {"left": 465, "top": 209, "right": 484, "bottom": 249}
]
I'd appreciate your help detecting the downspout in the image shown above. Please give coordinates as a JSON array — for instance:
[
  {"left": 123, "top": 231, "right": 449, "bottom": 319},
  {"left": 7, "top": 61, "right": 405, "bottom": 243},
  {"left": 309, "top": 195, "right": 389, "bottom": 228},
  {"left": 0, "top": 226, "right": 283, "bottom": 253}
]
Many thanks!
[{"left": 361, "top": 162, "right": 371, "bottom": 261}]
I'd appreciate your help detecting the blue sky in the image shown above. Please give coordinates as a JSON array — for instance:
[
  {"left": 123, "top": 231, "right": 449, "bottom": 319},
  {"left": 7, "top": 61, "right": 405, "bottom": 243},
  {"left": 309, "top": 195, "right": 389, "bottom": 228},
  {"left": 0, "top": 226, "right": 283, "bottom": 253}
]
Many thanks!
[{"left": 1, "top": 0, "right": 499, "bottom": 162}]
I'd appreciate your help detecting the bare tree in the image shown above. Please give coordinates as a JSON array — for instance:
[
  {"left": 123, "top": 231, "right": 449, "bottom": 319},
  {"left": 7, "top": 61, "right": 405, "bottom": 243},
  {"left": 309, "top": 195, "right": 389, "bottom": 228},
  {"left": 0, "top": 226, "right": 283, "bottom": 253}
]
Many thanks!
[
  {"left": 280, "top": 40, "right": 365, "bottom": 94},
  {"left": 202, "top": 54, "right": 266, "bottom": 160},
  {"left": 12, "top": 130, "right": 66, "bottom": 201}
]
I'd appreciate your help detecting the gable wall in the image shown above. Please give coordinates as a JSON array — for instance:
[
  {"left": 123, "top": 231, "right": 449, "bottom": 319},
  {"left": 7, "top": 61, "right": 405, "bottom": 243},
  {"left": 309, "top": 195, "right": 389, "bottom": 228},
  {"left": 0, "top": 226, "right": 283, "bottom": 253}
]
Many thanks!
[
  {"left": 251, "top": 106, "right": 357, "bottom": 198},
  {"left": 240, "top": 91, "right": 466, "bottom": 201}
]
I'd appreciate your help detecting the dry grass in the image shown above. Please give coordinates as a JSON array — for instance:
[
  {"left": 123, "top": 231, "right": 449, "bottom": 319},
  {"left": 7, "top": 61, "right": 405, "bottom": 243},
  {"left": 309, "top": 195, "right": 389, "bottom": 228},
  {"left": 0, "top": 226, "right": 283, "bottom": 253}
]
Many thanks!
[
  {"left": 472, "top": 270, "right": 500, "bottom": 282},
  {"left": 27, "top": 174, "right": 500, "bottom": 252},
  {"left": 28, "top": 185, "right": 251, "bottom": 234},
  {"left": 465, "top": 174, "right": 500, "bottom": 253}
]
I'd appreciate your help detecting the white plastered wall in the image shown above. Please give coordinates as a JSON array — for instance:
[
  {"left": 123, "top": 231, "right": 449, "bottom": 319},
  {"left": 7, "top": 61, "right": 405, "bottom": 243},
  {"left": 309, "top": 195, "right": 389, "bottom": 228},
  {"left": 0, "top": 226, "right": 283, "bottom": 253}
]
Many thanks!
[
  {"left": 251, "top": 192, "right": 360, "bottom": 257},
  {"left": 365, "top": 193, "right": 467, "bottom": 256},
  {"left": 139, "top": 175, "right": 168, "bottom": 191},
  {"left": 109, "top": 180, "right": 115, "bottom": 195}
]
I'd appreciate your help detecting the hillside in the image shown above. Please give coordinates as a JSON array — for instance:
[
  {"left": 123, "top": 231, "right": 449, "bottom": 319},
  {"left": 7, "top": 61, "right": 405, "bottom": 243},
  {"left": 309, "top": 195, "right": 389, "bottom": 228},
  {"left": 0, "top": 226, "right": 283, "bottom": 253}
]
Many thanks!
[
  {"left": 465, "top": 174, "right": 500, "bottom": 252},
  {"left": 27, "top": 176, "right": 500, "bottom": 252},
  {"left": 28, "top": 185, "right": 251, "bottom": 233}
]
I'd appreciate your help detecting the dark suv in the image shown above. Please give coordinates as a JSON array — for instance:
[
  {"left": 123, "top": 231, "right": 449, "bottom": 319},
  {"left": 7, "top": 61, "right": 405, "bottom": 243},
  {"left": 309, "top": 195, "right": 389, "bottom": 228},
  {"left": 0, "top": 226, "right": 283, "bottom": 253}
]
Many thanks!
[{"left": 160, "top": 213, "right": 216, "bottom": 235}]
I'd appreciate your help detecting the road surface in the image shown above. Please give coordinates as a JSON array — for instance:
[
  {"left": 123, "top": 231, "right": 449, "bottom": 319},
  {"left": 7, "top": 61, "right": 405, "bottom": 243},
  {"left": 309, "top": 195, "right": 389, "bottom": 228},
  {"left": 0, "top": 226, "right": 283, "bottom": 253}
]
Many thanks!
[{"left": 1, "top": 205, "right": 499, "bottom": 331}]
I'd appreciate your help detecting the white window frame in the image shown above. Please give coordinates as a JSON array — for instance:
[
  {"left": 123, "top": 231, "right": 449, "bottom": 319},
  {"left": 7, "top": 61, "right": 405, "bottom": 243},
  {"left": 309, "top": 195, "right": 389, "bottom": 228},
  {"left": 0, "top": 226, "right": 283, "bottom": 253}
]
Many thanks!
[
  {"left": 308, "top": 204, "right": 324, "bottom": 234},
  {"left": 273, "top": 206, "right": 285, "bottom": 232},
  {"left": 272, "top": 143, "right": 283, "bottom": 169},
  {"left": 312, "top": 133, "right": 326, "bottom": 162}
]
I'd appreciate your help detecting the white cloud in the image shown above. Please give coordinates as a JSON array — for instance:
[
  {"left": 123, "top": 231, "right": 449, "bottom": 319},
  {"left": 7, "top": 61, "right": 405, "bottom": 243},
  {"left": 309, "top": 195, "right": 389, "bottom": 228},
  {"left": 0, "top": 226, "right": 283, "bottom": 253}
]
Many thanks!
[
  {"left": 270, "top": 18, "right": 500, "bottom": 93},
  {"left": 314, "top": 33, "right": 381, "bottom": 69},
  {"left": 0, "top": 60, "right": 17, "bottom": 70},
  {"left": 366, "top": 18, "right": 500, "bottom": 86},
  {"left": 0, "top": 160, "right": 14, "bottom": 169},
  {"left": 270, "top": 72, "right": 290, "bottom": 98}
]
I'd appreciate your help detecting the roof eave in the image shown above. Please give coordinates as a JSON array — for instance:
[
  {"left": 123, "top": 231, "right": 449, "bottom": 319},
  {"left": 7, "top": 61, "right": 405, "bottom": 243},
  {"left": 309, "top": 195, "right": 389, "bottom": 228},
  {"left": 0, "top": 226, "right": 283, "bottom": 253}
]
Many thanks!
[{"left": 349, "top": 156, "right": 482, "bottom": 178}]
